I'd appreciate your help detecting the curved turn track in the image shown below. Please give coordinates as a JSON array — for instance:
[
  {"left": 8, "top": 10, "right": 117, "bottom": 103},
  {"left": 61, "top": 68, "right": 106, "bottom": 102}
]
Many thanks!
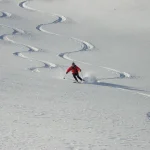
[
  {"left": 0, "top": 10, "right": 11, "bottom": 18},
  {"left": 0, "top": 23, "right": 56, "bottom": 72},
  {"left": 0, "top": 0, "right": 149, "bottom": 97}
]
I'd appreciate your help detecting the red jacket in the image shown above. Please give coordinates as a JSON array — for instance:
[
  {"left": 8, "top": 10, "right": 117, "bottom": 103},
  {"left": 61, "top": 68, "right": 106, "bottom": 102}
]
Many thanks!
[{"left": 66, "top": 65, "right": 81, "bottom": 74}]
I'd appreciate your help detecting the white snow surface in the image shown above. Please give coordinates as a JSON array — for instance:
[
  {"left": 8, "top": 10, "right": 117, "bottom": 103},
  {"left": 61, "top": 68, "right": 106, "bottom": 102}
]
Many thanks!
[{"left": 0, "top": 0, "right": 150, "bottom": 150}]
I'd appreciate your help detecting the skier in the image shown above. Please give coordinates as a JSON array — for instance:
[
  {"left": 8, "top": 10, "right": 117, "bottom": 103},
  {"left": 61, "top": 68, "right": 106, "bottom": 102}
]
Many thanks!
[{"left": 66, "top": 62, "right": 84, "bottom": 82}]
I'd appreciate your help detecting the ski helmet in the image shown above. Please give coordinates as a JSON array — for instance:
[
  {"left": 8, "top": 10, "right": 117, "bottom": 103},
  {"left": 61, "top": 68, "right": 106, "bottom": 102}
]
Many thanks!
[{"left": 72, "top": 62, "right": 75, "bottom": 66}]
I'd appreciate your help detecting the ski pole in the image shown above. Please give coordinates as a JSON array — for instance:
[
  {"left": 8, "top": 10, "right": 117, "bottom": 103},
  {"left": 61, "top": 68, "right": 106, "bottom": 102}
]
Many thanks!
[
  {"left": 63, "top": 74, "right": 66, "bottom": 79},
  {"left": 81, "top": 72, "right": 84, "bottom": 79}
]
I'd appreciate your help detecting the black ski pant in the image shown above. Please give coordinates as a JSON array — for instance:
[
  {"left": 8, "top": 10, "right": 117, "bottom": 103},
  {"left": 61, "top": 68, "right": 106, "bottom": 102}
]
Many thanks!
[{"left": 73, "top": 73, "right": 82, "bottom": 82}]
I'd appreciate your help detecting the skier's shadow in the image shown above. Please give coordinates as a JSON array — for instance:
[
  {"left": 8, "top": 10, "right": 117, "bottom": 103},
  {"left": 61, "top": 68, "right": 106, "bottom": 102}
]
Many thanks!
[{"left": 84, "top": 80, "right": 148, "bottom": 93}]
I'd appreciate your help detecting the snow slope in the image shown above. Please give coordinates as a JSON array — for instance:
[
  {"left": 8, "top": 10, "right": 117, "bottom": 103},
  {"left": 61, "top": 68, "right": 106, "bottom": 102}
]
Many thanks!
[{"left": 0, "top": 0, "right": 150, "bottom": 150}]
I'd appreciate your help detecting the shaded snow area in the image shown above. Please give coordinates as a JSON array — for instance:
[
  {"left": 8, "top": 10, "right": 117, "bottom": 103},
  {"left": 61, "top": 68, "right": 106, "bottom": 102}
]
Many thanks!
[{"left": 0, "top": 0, "right": 150, "bottom": 150}]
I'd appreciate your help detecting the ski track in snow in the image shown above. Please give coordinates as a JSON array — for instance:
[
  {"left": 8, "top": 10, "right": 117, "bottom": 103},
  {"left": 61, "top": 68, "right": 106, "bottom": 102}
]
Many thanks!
[
  {"left": 0, "top": 10, "right": 11, "bottom": 18},
  {"left": 28, "top": 2, "right": 131, "bottom": 79},
  {"left": 36, "top": 15, "right": 66, "bottom": 36},
  {"left": 19, "top": 0, "right": 67, "bottom": 24},
  {"left": 36, "top": 23, "right": 150, "bottom": 97},
  {"left": 19, "top": 0, "right": 131, "bottom": 79},
  {"left": 1, "top": 1, "right": 150, "bottom": 149},
  {"left": 0, "top": 1, "right": 57, "bottom": 72},
  {"left": 0, "top": 23, "right": 57, "bottom": 72},
  {"left": 36, "top": 19, "right": 132, "bottom": 79},
  {"left": 1, "top": 0, "right": 149, "bottom": 98},
  {"left": 19, "top": 0, "right": 150, "bottom": 98},
  {"left": 147, "top": 112, "right": 150, "bottom": 120},
  {"left": 19, "top": 0, "right": 40, "bottom": 12}
]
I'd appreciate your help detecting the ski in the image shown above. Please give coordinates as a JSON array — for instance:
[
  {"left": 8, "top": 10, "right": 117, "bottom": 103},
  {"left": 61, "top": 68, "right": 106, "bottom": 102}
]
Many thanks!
[{"left": 73, "top": 81, "right": 81, "bottom": 84}]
